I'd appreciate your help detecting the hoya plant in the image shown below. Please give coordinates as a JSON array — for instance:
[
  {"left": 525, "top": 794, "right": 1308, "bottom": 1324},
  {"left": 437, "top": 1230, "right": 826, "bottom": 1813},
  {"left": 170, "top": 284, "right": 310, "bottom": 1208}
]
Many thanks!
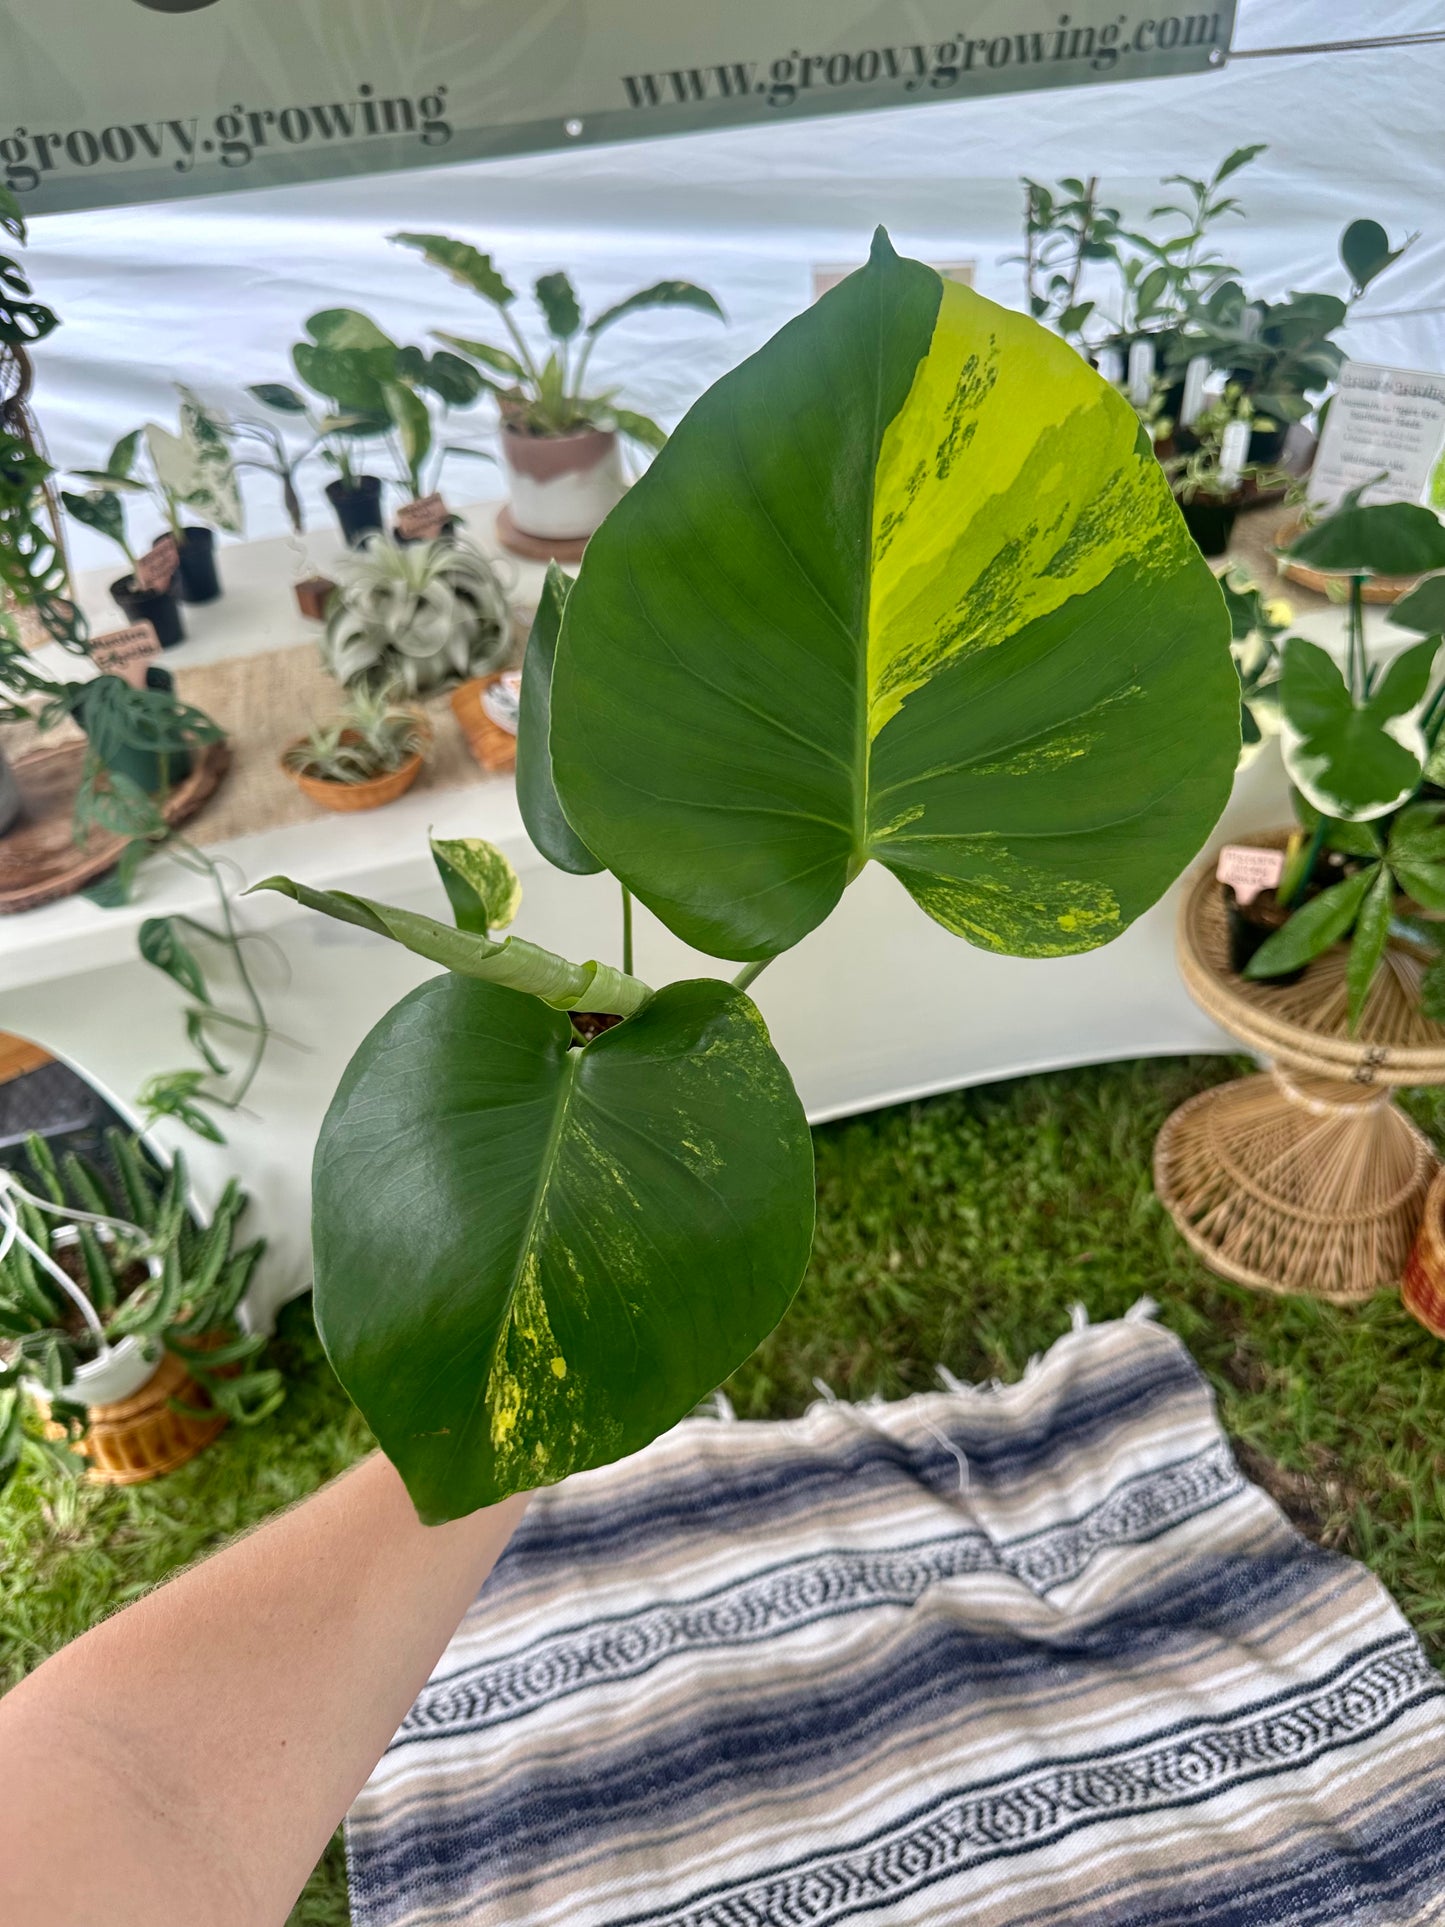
[{"left": 259, "top": 233, "right": 1240, "bottom": 1524}]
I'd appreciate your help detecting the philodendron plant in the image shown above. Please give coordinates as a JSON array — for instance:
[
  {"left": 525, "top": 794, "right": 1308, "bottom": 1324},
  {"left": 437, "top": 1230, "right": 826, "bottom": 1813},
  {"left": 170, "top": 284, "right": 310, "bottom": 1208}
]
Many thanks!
[{"left": 257, "top": 232, "right": 1240, "bottom": 1524}]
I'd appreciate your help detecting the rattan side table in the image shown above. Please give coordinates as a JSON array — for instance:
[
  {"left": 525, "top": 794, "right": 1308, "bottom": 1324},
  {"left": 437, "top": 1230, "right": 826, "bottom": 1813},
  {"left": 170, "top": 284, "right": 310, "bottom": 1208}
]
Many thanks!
[{"left": 1154, "top": 833, "right": 1445, "bottom": 1303}]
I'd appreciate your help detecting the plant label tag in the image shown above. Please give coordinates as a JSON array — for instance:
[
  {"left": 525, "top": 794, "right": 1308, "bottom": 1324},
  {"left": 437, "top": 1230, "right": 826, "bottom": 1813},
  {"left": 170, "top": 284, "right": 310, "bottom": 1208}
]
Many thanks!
[
  {"left": 135, "top": 535, "right": 178, "bottom": 593},
  {"left": 1309, "top": 361, "right": 1445, "bottom": 512},
  {"left": 1216, "top": 844, "right": 1284, "bottom": 905},
  {"left": 1180, "top": 355, "right": 1210, "bottom": 429},
  {"left": 480, "top": 670, "right": 522, "bottom": 735},
  {"left": 89, "top": 621, "right": 160, "bottom": 687},
  {"left": 395, "top": 493, "right": 453, "bottom": 542},
  {"left": 1218, "top": 419, "right": 1251, "bottom": 491},
  {"left": 1127, "top": 338, "right": 1155, "bottom": 405}
]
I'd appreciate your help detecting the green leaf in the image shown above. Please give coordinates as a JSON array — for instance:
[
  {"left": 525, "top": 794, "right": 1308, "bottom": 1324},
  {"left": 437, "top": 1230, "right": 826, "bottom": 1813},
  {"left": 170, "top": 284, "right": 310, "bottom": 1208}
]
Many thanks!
[
  {"left": 60, "top": 487, "right": 129, "bottom": 559},
  {"left": 1244, "top": 867, "right": 1374, "bottom": 978},
  {"left": 185, "top": 1007, "right": 230, "bottom": 1078},
  {"left": 305, "top": 309, "right": 396, "bottom": 352},
  {"left": 383, "top": 380, "right": 432, "bottom": 495},
  {"left": 418, "top": 350, "right": 484, "bottom": 408},
  {"left": 83, "top": 836, "right": 154, "bottom": 908},
  {"left": 250, "top": 875, "right": 647, "bottom": 1015},
  {"left": 609, "top": 407, "right": 668, "bottom": 453},
  {"left": 248, "top": 382, "right": 308, "bottom": 415},
  {"left": 429, "top": 835, "right": 522, "bottom": 934},
  {"left": 292, "top": 342, "right": 396, "bottom": 419},
  {"left": 1215, "top": 143, "right": 1267, "bottom": 185},
  {"left": 433, "top": 334, "right": 525, "bottom": 380},
  {"left": 139, "top": 916, "right": 210, "bottom": 1004},
  {"left": 391, "top": 234, "right": 516, "bottom": 308},
  {"left": 517, "top": 566, "right": 602, "bottom": 878},
  {"left": 138, "top": 1071, "right": 226, "bottom": 1143},
  {"left": 1283, "top": 499, "right": 1445, "bottom": 577},
  {"left": 551, "top": 230, "right": 1239, "bottom": 962},
  {"left": 107, "top": 429, "right": 142, "bottom": 480},
  {"left": 586, "top": 280, "right": 725, "bottom": 337},
  {"left": 1388, "top": 574, "right": 1445, "bottom": 636},
  {"left": 1388, "top": 802, "right": 1445, "bottom": 909},
  {"left": 1345, "top": 863, "right": 1395, "bottom": 1030},
  {"left": 535, "top": 272, "right": 583, "bottom": 340},
  {"left": 1340, "top": 218, "right": 1412, "bottom": 295},
  {"left": 1279, "top": 636, "right": 1436, "bottom": 821},
  {"left": 312, "top": 974, "right": 814, "bottom": 1520}
]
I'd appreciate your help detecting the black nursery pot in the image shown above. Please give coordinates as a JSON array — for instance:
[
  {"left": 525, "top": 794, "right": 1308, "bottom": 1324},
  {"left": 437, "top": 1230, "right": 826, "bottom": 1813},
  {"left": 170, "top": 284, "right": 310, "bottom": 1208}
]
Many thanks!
[
  {"left": 1246, "top": 421, "right": 1289, "bottom": 469},
  {"left": 326, "top": 475, "right": 385, "bottom": 548},
  {"left": 110, "top": 574, "right": 185, "bottom": 649},
  {"left": 1178, "top": 497, "right": 1240, "bottom": 559},
  {"left": 70, "top": 677, "right": 192, "bottom": 795},
  {"left": 163, "top": 525, "right": 221, "bottom": 604}
]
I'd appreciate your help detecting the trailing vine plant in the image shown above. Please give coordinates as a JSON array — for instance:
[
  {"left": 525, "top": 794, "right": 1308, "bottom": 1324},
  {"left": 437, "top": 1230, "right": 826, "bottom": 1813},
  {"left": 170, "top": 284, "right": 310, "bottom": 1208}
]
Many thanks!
[{"left": 259, "top": 232, "right": 1242, "bottom": 1524}]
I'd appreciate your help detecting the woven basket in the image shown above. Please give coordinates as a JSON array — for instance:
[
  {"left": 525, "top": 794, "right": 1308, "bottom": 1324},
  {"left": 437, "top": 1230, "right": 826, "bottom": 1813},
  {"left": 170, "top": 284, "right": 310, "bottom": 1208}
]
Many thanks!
[
  {"left": 46, "top": 1347, "right": 227, "bottom": 1485},
  {"left": 1402, "top": 1168, "right": 1445, "bottom": 1337}
]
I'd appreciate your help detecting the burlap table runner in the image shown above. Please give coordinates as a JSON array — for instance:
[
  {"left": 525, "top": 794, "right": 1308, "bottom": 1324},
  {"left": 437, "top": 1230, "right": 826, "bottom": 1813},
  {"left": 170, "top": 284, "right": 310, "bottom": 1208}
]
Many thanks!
[{"left": 171, "top": 641, "right": 499, "bottom": 846}]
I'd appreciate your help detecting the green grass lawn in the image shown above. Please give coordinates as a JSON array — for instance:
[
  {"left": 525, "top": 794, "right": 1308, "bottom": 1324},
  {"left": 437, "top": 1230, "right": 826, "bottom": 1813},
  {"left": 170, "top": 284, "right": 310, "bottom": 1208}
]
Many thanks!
[{"left": 3, "top": 1053, "right": 1444, "bottom": 1925}]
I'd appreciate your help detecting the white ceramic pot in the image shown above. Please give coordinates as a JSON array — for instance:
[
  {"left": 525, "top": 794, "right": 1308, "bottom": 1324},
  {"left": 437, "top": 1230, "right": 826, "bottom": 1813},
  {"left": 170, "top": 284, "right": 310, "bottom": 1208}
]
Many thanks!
[
  {"left": 22, "top": 1225, "right": 163, "bottom": 1408},
  {"left": 501, "top": 425, "right": 626, "bottom": 541}
]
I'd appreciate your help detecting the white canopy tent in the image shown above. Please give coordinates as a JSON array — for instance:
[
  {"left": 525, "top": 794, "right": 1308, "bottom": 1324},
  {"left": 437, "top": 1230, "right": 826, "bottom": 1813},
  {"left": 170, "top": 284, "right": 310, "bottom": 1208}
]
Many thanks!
[{"left": 15, "top": 0, "right": 1445, "bottom": 564}]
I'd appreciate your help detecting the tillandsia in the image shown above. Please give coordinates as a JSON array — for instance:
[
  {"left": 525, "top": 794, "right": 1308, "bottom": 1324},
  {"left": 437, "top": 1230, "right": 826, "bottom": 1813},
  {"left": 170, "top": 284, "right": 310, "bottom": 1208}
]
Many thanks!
[
  {"left": 257, "top": 231, "right": 1242, "bottom": 1525},
  {"left": 391, "top": 232, "right": 725, "bottom": 452},
  {"left": 320, "top": 531, "right": 511, "bottom": 696},
  {"left": 283, "top": 683, "right": 429, "bottom": 784},
  {"left": 1243, "top": 491, "right": 1445, "bottom": 1028}
]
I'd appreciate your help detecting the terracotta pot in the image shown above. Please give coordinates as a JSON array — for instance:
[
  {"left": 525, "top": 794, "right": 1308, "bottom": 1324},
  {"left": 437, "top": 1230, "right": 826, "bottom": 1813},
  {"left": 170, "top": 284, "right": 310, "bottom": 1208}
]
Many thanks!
[
  {"left": 282, "top": 735, "right": 426, "bottom": 812},
  {"left": 500, "top": 424, "right": 626, "bottom": 541}
]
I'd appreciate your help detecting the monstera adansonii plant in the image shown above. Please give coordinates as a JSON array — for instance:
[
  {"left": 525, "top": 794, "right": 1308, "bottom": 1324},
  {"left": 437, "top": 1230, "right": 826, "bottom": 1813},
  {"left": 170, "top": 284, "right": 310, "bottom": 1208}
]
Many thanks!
[{"left": 257, "top": 232, "right": 1240, "bottom": 1523}]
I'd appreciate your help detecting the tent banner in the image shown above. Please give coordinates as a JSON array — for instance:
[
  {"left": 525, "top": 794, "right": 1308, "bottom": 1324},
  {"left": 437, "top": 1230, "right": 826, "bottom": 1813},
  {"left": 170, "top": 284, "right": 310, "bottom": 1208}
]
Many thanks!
[{"left": 0, "top": 0, "right": 1236, "bottom": 217}]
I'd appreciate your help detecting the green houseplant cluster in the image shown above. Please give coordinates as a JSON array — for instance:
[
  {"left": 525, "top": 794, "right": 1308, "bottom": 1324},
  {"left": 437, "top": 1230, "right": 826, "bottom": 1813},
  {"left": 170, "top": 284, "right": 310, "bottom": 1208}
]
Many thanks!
[
  {"left": 0, "top": 1129, "right": 280, "bottom": 1488},
  {"left": 253, "top": 232, "right": 1242, "bottom": 1524},
  {"left": 1233, "top": 493, "right": 1445, "bottom": 1027}
]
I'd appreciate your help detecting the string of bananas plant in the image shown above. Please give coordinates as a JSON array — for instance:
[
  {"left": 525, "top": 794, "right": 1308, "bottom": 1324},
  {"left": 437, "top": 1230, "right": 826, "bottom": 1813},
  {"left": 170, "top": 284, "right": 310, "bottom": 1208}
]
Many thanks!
[{"left": 256, "top": 232, "right": 1241, "bottom": 1524}]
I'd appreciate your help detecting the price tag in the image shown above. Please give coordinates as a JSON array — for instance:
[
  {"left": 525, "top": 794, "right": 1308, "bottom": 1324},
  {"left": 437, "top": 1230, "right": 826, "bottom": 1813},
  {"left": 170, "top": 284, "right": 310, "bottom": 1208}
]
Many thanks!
[
  {"left": 1179, "top": 354, "right": 1210, "bottom": 430},
  {"left": 135, "top": 534, "right": 178, "bottom": 593},
  {"left": 1218, "top": 418, "right": 1251, "bottom": 491},
  {"left": 1127, "top": 338, "right": 1155, "bottom": 406},
  {"left": 89, "top": 621, "right": 160, "bottom": 687},
  {"left": 1216, "top": 844, "right": 1285, "bottom": 906},
  {"left": 394, "top": 493, "right": 454, "bottom": 542}
]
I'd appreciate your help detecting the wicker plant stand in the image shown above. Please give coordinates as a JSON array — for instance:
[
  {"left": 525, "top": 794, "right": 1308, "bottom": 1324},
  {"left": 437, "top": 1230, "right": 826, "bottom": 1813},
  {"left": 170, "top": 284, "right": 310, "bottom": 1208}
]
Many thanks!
[
  {"left": 45, "top": 1348, "right": 228, "bottom": 1485},
  {"left": 1154, "top": 833, "right": 1445, "bottom": 1303}
]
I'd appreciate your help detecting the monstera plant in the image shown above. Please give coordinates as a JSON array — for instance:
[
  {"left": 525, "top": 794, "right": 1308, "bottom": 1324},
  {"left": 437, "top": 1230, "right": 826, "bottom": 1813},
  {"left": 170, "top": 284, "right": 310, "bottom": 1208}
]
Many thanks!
[{"left": 258, "top": 232, "right": 1240, "bottom": 1523}]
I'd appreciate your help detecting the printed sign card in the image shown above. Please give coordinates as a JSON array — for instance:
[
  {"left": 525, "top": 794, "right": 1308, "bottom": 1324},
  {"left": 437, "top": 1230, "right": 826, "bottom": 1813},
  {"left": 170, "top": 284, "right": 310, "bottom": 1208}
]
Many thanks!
[
  {"left": 1216, "top": 844, "right": 1285, "bottom": 906},
  {"left": 1309, "top": 361, "right": 1445, "bottom": 513},
  {"left": 134, "top": 534, "right": 179, "bottom": 593},
  {"left": 89, "top": 621, "right": 161, "bottom": 687},
  {"left": 394, "top": 493, "right": 454, "bottom": 542}
]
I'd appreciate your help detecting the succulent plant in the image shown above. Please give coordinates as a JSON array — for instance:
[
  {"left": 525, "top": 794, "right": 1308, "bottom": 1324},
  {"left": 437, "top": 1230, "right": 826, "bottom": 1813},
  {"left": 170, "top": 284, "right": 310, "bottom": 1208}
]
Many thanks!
[
  {"left": 320, "top": 532, "right": 511, "bottom": 696},
  {"left": 284, "top": 682, "right": 430, "bottom": 784}
]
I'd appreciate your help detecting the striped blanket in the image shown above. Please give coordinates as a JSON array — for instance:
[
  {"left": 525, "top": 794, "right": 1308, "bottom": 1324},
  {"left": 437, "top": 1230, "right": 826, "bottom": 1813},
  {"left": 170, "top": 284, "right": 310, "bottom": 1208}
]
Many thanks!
[{"left": 347, "top": 1309, "right": 1445, "bottom": 1927}]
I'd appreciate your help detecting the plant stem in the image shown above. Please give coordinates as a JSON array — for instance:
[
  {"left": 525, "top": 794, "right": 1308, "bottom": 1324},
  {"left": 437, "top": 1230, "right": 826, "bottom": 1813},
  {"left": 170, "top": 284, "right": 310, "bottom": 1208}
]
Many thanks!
[
  {"left": 1347, "top": 575, "right": 1367, "bottom": 702},
  {"left": 500, "top": 308, "right": 544, "bottom": 391},
  {"left": 174, "top": 839, "right": 272, "bottom": 1110},
  {"left": 1065, "top": 177, "right": 1097, "bottom": 316},
  {"left": 732, "top": 957, "right": 772, "bottom": 994},
  {"left": 1278, "top": 817, "right": 1327, "bottom": 909},
  {"left": 621, "top": 886, "right": 634, "bottom": 976}
]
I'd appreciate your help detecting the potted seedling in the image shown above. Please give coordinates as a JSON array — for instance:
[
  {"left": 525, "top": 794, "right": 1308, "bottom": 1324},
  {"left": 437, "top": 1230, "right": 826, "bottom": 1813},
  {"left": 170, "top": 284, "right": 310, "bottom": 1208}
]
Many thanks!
[
  {"left": 68, "top": 389, "right": 243, "bottom": 606},
  {"left": 321, "top": 531, "right": 511, "bottom": 697},
  {"left": 282, "top": 682, "right": 431, "bottom": 812},
  {"left": 391, "top": 232, "right": 725, "bottom": 550},
  {"left": 60, "top": 466, "right": 185, "bottom": 647},
  {"left": 1163, "top": 385, "right": 1277, "bottom": 556},
  {"left": 252, "top": 233, "right": 1242, "bottom": 1525},
  {"left": 1232, "top": 492, "right": 1445, "bottom": 1024},
  {"left": 0, "top": 1130, "right": 280, "bottom": 1488}
]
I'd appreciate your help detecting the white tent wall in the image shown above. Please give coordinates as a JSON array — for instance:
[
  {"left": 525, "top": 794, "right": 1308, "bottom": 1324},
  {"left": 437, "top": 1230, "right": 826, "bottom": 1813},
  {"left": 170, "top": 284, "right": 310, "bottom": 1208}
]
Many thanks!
[{"left": 15, "top": 0, "right": 1445, "bottom": 565}]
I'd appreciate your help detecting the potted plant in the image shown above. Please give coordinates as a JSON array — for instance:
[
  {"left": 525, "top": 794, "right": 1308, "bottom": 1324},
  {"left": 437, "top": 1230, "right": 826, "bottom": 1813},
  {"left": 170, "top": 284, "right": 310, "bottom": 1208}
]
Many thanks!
[
  {"left": 391, "top": 232, "right": 725, "bottom": 547},
  {"left": 0, "top": 1130, "right": 281, "bottom": 1489},
  {"left": 320, "top": 531, "right": 511, "bottom": 697},
  {"left": 59, "top": 468, "right": 185, "bottom": 647},
  {"left": 253, "top": 310, "right": 486, "bottom": 548},
  {"left": 251, "top": 232, "right": 1242, "bottom": 1525},
  {"left": 282, "top": 683, "right": 430, "bottom": 811},
  {"left": 67, "top": 389, "right": 243, "bottom": 606},
  {"left": 1233, "top": 492, "right": 1445, "bottom": 1025},
  {"left": 1163, "top": 385, "right": 1277, "bottom": 556}
]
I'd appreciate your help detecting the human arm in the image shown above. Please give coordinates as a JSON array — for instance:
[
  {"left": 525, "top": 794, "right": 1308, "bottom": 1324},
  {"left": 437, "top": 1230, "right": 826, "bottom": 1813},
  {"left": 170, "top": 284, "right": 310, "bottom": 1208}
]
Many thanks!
[{"left": 0, "top": 1451, "right": 528, "bottom": 1926}]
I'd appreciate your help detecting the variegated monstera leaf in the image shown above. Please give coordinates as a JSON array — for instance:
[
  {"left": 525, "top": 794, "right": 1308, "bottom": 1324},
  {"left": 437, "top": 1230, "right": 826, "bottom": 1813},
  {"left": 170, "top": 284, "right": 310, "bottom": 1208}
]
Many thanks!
[{"left": 548, "top": 229, "right": 1238, "bottom": 963}]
